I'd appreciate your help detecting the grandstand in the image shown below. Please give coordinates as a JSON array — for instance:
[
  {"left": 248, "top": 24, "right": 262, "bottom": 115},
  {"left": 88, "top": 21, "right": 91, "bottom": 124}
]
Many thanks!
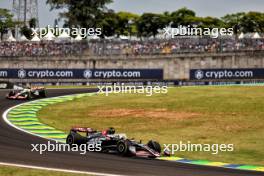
[{"left": 0, "top": 37, "right": 263, "bottom": 57}]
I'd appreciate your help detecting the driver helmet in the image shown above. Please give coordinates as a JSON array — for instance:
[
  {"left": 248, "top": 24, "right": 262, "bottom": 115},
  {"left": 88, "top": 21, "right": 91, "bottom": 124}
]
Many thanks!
[
  {"left": 107, "top": 127, "right": 115, "bottom": 135},
  {"left": 9, "top": 90, "right": 15, "bottom": 96}
]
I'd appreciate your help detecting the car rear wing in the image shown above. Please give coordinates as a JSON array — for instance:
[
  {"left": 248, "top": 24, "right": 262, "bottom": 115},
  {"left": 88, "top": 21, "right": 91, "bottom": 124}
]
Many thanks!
[{"left": 31, "top": 86, "right": 45, "bottom": 90}]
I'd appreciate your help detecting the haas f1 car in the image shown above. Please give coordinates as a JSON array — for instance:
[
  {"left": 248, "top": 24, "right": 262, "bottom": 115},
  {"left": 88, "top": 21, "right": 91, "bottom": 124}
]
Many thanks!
[
  {"left": 6, "top": 87, "right": 46, "bottom": 100},
  {"left": 66, "top": 127, "right": 165, "bottom": 158}
]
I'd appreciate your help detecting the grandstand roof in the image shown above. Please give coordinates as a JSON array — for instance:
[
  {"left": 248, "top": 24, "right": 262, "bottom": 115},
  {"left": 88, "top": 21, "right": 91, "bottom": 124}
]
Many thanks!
[
  {"left": 74, "top": 34, "right": 83, "bottom": 41},
  {"left": 238, "top": 33, "right": 244, "bottom": 39},
  {"left": 19, "top": 35, "right": 29, "bottom": 41},
  {"left": 6, "top": 33, "right": 16, "bottom": 42},
  {"left": 58, "top": 31, "right": 71, "bottom": 39},
  {"left": 31, "top": 34, "right": 41, "bottom": 42},
  {"left": 253, "top": 32, "right": 261, "bottom": 39},
  {"left": 42, "top": 30, "right": 56, "bottom": 41}
]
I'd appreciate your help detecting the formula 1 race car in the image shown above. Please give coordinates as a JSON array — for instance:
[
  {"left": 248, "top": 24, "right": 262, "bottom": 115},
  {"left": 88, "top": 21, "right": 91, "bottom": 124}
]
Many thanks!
[
  {"left": 6, "top": 86, "right": 46, "bottom": 100},
  {"left": 66, "top": 127, "right": 163, "bottom": 158}
]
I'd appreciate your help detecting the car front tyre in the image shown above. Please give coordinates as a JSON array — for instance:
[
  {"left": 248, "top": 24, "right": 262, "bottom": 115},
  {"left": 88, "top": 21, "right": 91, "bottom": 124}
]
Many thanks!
[
  {"left": 117, "top": 140, "right": 129, "bottom": 155},
  {"left": 147, "top": 140, "right": 161, "bottom": 153}
]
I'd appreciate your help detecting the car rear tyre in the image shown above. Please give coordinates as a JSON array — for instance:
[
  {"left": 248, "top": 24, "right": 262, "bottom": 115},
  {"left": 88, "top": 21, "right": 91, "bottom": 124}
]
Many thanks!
[
  {"left": 66, "top": 132, "right": 86, "bottom": 146},
  {"left": 40, "top": 90, "right": 46, "bottom": 98},
  {"left": 26, "top": 93, "right": 31, "bottom": 100},
  {"left": 66, "top": 135, "right": 74, "bottom": 145},
  {"left": 147, "top": 140, "right": 161, "bottom": 153},
  {"left": 8, "top": 91, "right": 15, "bottom": 97}
]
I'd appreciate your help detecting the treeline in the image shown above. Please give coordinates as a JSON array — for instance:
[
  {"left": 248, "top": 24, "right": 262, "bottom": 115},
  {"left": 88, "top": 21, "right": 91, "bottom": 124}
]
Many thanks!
[
  {"left": 97, "top": 9, "right": 264, "bottom": 37},
  {"left": 46, "top": 0, "right": 264, "bottom": 37}
]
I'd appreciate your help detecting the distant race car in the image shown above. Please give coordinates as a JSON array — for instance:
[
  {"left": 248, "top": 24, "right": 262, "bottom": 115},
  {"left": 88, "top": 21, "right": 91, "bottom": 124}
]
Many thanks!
[
  {"left": 66, "top": 127, "right": 164, "bottom": 158},
  {"left": 6, "top": 86, "right": 46, "bottom": 100}
]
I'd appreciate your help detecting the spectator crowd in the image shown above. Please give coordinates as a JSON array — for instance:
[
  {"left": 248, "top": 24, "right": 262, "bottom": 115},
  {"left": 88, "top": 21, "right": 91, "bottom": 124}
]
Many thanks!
[
  {"left": 88, "top": 37, "right": 264, "bottom": 56},
  {"left": 0, "top": 37, "right": 264, "bottom": 57},
  {"left": 0, "top": 41, "right": 87, "bottom": 57}
]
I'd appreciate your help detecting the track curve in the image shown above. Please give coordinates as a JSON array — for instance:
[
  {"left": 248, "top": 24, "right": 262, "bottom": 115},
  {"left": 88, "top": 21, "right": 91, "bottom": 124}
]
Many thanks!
[{"left": 0, "top": 88, "right": 262, "bottom": 176}]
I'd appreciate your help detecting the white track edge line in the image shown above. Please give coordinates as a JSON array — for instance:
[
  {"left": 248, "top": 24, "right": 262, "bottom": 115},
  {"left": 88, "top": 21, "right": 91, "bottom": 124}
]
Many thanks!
[
  {"left": 0, "top": 162, "right": 126, "bottom": 176},
  {"left": 2, "top": 94, "right": 79, "bottom": 143},
  {"left": 2, "top": 92, "right": 96, "bottom": 143}
]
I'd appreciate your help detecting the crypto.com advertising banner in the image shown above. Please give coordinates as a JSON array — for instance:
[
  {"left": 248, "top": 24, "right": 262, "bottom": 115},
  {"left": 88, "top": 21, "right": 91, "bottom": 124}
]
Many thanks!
[
  {"left": 0, "top": 69, "right": 163, "bottom": 80},
  {"left": 190, "top": 68, "right": 264, "bottom": 80}
]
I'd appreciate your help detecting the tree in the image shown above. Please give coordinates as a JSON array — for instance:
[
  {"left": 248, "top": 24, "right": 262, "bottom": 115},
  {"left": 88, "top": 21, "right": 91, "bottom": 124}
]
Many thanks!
[
  {"left": 221, "top": 12, "right": 245, "bottom": 34},
  {"left": 0, "top": 8, "right": 14, "bottom": 40},
  {"left": 97, "top": 11, "right": 119, "bottom": 37},
  {"left": 221, "top": 12, "right": 245, "bottom": 27},
  {"left": 20, "top": 25, "right": 32, "bottom": 39},
  {"left": 170, "top": 7, "right": 197, "bottom": 27},
  {"left": 199, "top": 17, "right": 225, "bottom": 29},
  {"left": 239, "top": 12, "right": 264, "bottom": 33},
  {"left": 46, "top": 0, "right": 113, "bottom": 28},
  {"left": 29, "top": 18, "right": 37, "bottom": 28},
  {"left": 116, "top": 11, "right": 139, "bottom": 36},
  {"left": 136, "top": 13, "right": 167, "bottom": 37}
]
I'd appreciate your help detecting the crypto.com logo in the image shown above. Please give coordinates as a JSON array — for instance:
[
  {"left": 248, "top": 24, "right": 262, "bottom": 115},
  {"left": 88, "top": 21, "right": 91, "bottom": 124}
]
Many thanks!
[
  {"left": 18, "top": 69, "right": 26, "bottom": 79},
  {"left": 83, "top": 69, "right": 93, "bottom": 79},
  {"left": 194, "top": 70, "right": 204, "bottom": 80}
]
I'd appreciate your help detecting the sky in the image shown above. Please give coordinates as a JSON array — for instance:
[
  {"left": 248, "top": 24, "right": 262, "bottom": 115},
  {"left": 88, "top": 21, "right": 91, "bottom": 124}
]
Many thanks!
[{"left": 0, "top": 0, "right": 264, "bottom": 27}]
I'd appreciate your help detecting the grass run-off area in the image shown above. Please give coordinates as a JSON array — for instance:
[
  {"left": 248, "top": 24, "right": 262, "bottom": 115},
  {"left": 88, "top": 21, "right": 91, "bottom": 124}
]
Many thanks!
[
  {"left": 0, "top": 165, "right": 90, "bottom": 176},
  {"left": 38, "top": 86, "right": 264, "bottom": 166}
]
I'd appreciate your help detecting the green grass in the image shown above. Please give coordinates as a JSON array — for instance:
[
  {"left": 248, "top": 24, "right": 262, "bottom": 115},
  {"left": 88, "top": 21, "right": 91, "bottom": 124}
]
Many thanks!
[
  {"left": 38, "top": 86, "right": 264, "bottom": 166},
  {"left": 0, "top": 165, "right": 91, "bottom": 176}
]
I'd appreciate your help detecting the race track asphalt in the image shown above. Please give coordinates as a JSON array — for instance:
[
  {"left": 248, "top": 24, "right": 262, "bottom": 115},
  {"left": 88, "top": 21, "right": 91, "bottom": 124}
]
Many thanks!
[{"left": 0, "top": 88, "right": 262, "bottom": 176}]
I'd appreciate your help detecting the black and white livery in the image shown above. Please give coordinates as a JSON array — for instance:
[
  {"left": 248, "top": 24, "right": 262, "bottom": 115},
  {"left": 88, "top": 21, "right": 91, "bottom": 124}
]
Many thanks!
[
  {"left": 66, "top": 127, "right": 163, "bottom": 158},
  {"left": 6, "top": 86, "right": 46, "bottom": 100}
]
